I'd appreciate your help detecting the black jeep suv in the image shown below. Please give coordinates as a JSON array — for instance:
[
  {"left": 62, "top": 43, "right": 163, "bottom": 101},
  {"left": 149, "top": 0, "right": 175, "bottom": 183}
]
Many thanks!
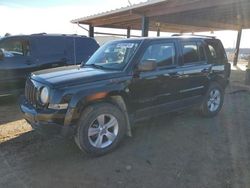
[{"left": 20, "top": 36, "right": 230, "bottom": 156}]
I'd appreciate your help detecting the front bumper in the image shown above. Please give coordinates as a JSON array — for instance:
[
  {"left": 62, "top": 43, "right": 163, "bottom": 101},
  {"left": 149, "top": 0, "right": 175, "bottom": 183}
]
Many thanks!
[{"left": 20, "top": 96, "right": 67, "bottom": 129}]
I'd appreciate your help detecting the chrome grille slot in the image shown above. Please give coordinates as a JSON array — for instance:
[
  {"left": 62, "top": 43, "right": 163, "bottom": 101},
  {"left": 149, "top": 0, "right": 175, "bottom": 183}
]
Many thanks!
[{"left": 25, "top": 79, "right": 37, "bottom": 105}]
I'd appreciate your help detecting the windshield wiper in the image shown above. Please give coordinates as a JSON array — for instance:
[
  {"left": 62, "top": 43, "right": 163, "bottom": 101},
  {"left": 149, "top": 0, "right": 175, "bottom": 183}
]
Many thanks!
[
  {"left": 83, "top": 63, "right": 117, "bottom": 71},
  {"left": 86, "top": 64, "right": 105, "bottom": 69}
]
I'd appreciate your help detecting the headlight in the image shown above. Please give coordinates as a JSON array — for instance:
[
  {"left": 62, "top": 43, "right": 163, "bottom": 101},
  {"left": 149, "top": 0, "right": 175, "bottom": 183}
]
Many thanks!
[{"left": 40, "top": 87, "right": 49, "bottom": 104}]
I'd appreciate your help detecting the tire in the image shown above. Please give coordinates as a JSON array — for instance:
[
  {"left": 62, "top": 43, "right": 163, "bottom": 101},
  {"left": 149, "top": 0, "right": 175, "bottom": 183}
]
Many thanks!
[
  {"left": 74, "top": 102, "right": 126, "bottom": 156},
  {"left": 200, "top": 82, "right": 224, "bottom": 117}
]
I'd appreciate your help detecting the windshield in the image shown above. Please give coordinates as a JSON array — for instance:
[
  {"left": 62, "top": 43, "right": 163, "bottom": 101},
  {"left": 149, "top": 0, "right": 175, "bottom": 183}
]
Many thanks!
[{"left": 84, "top": 40, "right": 140, "bottom": 70}]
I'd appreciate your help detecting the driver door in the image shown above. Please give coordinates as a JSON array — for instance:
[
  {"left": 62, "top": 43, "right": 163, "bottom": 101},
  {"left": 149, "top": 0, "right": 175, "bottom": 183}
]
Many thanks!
[{"left": 128, "top": 40, "right": 180, "bottom": 119}]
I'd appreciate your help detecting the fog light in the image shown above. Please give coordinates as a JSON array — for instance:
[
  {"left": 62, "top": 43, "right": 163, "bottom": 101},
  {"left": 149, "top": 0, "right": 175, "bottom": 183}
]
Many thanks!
[{"left": 48, "top": 103, "right": 68, "bottom": 110}]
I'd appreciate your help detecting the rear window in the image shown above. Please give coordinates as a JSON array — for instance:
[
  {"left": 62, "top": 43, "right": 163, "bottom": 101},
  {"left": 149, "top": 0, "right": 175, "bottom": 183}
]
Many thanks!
[
  {"left": 182, "top": 42, "right": 199, "bottom": 63},
  {"left": 181, "top": 42, "right": 206, "bottom": 64},
  {"left": 182, "top": 42, "right": 206, "bottom": 64}
]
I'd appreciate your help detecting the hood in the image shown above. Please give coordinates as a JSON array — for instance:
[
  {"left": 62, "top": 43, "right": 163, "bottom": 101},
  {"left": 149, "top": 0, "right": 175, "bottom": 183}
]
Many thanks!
[{"left": 31, "top": 65, "right": 123, "bottom": 88}]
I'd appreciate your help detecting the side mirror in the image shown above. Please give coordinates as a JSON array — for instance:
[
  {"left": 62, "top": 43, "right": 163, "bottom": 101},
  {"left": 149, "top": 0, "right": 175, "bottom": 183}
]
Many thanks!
[
  {"left": 0, "top": 49, "right": 4, "bottom": 61},
  {"left": 137, "top": 59, "right": 157, "bottom": 72}
]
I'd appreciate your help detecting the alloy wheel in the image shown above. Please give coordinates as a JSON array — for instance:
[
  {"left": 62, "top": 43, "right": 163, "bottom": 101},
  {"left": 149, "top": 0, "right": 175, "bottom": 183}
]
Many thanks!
[
  {"left": 87, "top": 114, "right": 119, "bottom": 148},
  {"left": 207, "top": 88, "right": 221, "bottom": 112}
]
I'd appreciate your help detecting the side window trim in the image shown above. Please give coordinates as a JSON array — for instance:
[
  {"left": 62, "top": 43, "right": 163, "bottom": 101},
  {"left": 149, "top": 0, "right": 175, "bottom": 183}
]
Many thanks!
[
  {"left": 22, "top": 39, "right": 31, "bottom": 56},
  {"left": 197, "top": 41, "right": 207, "bottom": 61}
]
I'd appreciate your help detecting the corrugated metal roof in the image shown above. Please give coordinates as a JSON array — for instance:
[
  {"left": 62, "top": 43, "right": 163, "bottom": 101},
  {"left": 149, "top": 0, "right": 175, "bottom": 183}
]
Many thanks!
[
  {"left": 71, "top": 0, "right": 166, "bottom": 23},
  {"left": 71, "top": 0, "right": 250, "bottom": 33}
]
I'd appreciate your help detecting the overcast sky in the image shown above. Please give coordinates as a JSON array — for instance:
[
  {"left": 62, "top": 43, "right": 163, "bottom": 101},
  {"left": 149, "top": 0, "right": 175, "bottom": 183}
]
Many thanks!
[{"left": 0, "top": 0, "right": 249, "bottom": 48}]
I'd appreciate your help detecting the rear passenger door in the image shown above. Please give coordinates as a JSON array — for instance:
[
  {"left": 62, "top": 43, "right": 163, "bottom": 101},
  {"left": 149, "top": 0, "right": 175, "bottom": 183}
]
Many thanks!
[{"left": 177, "top": 40, "right": 211, "bottom": 100}]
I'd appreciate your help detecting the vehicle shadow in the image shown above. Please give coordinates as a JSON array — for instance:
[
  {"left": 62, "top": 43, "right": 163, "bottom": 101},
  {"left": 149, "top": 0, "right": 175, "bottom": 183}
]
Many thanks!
[
  {"left": 0, "top": 95, "right": 20, "bottom": 105},
  {"left": 0, "top": 114, "right": 177, "bottom": 187},
  {"left": 0, "top": 95, "right": 23, "bottom": 125},
  {"left": 0, "top": 107, "right": 244, "bottom": 188}
]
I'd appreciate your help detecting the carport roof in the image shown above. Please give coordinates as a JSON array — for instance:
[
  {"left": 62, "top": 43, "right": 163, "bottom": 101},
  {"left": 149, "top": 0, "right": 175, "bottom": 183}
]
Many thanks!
[{"left": 71, "top": 0, "right": 250, "bottom": 33}]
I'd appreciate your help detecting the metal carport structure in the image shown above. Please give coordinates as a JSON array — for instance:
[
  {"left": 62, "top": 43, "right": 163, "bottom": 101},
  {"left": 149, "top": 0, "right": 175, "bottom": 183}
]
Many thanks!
[{"left": 71, "top": 0, "right": 250, "bottom": 65}]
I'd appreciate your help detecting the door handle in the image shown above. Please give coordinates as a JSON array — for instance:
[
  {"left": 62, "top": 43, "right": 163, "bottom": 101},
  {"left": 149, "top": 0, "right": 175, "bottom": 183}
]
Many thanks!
[
  {"left": 201, "top": 68, "right": 210, "bottom": 73},
  {"left": 61, "top": 58, "right": 68, "bottom": 63},
  {"left": 169, "top": 72, "right": 183, "bottom": 78},
  {"left": 26, "top": 60, "right": 33, "bottom": 65},
  {"left": 51, "top": 63, "right": 59, "bottom": 67}
]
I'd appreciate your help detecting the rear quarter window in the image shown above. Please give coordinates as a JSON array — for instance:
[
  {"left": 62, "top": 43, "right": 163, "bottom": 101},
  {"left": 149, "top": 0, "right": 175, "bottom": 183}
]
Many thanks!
[{"left": 206, "top": 39, "right": 227, "bottom": 62}]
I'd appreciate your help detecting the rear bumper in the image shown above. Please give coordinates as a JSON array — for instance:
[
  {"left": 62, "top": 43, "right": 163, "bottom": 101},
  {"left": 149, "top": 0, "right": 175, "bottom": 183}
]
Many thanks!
[{"left": 20, "top": 96, "right": 66, "bottom": 129}]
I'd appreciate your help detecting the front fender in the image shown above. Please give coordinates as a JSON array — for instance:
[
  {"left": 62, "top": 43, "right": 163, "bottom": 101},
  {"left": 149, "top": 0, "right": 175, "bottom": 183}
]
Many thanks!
[{"left": 63, "top": 78, "right": 131, "bottom": 126}]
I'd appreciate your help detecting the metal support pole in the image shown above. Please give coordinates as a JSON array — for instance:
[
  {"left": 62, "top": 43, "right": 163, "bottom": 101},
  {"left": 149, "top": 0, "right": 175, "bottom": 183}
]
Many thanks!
[
  {"left": 89, "top": 25, "right": 94, "bottom": 38},
  {"left": 157, "top": 27, "right": 160, "bottom": 37},
  {"left": 141, "top": 16, "right": 149, "bottom": 37},
  {"left": 127, "top": 27, "right": 131, "bottom": 38},
  {"left": 233, "top": 28, "right": 242, "bottom": 66},
  {"left": 245, "top": 57, "right": 250, "bottom": 85}
]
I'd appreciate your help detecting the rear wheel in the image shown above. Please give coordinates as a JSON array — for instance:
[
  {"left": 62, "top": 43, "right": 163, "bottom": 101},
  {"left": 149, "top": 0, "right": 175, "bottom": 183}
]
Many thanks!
[
  {"left": 200, "top": 82, "right": 224, "bottom": 117},
  {"left": 75, "top": 102, "right": 126, "bottom": 156}
]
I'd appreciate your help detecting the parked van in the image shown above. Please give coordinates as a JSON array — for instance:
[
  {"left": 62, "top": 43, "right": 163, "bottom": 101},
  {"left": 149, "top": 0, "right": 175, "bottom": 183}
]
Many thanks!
[{"left": 0, "top": 34, "right": 99, "bottom": 96}]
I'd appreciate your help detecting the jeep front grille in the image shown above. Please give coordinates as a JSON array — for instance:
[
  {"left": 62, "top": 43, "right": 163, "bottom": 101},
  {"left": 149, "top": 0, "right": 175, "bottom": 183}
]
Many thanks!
[{"left": 25, "top": 79, "right": 37, "bottom": 105}]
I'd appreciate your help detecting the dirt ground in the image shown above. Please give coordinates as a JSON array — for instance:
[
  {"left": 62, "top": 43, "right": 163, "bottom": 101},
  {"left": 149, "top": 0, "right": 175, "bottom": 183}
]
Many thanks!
[{"left": 1, "top": 67, "right": 250, "bottom": 188}]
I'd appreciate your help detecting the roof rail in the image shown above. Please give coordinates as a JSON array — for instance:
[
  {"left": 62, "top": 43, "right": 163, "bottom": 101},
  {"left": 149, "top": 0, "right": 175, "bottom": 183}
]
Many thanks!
[
  {"left": 31, "top": 33, "right": 47, "bottom": 35},
  {"left": 172, "top": 33, "right": 216, "bottom": 39},
  {"left": 70, "top": 34, "right": 87, "bottom": 37},
  {"left": 31, "top": 33, "right": 87, "bottom": 37}
]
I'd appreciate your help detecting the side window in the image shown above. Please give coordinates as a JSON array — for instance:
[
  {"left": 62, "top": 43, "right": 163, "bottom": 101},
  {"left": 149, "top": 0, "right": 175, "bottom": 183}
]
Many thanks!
[
  {"left": 182, "top": 42, "right": 199, "bottom": 64},
  {"left": 0, "top": 40, "right": 30, "bottom": 57},
  {"left": 141, "top": 42, "right": 175, "bottom": 67}
]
